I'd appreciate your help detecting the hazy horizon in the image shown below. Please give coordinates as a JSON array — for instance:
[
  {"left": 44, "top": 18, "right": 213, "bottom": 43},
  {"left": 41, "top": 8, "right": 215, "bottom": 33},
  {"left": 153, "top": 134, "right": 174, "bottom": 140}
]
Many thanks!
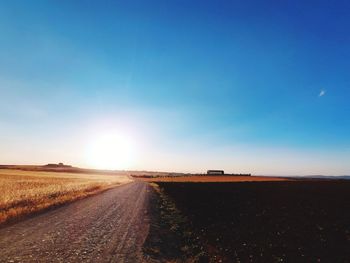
[{"left": 1, "top": 1, "right": 349, "bottom": 175}]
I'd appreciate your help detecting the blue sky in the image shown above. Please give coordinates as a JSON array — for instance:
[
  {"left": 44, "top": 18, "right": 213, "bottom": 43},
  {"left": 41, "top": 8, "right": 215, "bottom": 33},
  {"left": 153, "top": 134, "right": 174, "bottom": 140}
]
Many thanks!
[{"left": 0, "top": 0, "right": 349, "bottom": 174}]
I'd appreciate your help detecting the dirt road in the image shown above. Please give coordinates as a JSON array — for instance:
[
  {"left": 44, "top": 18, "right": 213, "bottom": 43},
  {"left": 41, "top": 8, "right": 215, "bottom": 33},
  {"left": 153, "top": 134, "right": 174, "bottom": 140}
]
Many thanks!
[{"left": 0, "top": 182, "right": 151, "bottom": 263}]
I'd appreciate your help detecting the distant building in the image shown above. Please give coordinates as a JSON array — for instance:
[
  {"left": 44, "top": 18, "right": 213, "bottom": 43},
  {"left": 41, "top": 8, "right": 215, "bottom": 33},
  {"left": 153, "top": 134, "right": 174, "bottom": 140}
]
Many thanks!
[
  {"left": 207, "top": 170, "right": 224, "bottom": 175},
  {"left": 45, "top": 163, "right": 72, "bottom": 168}
]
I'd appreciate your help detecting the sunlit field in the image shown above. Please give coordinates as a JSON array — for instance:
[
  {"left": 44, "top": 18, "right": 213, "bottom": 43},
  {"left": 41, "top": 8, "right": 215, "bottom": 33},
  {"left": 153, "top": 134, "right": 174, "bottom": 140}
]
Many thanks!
[
  {"left": 137, "top": 175, "right": 291, "bottom": 182},
  {"left": 0, "top": 169, "right": 132, "bottom": 224}
]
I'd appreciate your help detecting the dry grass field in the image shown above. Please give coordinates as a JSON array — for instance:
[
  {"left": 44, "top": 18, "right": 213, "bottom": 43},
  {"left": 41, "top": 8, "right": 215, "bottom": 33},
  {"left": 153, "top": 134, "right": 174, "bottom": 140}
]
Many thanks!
[
  {"left": 0, "top": 169, "right": 132, "bottom": 225},
  {"left": 138, "top": 175, "right": 292, "bottom": 183}
]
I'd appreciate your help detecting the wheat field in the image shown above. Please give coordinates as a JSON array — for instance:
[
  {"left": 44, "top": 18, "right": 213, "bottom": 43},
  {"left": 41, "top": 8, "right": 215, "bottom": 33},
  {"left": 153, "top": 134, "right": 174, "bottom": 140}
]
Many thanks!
[{"left": 0, "top": 169, "right": 132, "bottom": 224}]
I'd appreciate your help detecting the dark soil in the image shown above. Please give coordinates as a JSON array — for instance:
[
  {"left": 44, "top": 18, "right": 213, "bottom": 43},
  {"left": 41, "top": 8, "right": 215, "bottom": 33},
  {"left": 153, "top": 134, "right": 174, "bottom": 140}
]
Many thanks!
[
  {"left": 143, "top": 183, "right": 206, "bottom": 262},
  {"left": 156, "top": 181, "right": 350, "bottom": 263}
]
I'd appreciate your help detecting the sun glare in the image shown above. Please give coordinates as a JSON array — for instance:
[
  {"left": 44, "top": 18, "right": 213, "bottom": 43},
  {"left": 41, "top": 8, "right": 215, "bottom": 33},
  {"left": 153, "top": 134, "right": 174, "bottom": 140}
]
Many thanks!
[{"left": 86, "top": 132, "right": 135, "bottom": 170}]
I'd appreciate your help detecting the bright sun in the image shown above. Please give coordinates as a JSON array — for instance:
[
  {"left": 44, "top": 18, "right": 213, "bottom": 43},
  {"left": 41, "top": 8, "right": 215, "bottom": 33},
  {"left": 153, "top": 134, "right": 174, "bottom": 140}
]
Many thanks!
[{"left": 86, "top": 132, "right": 135, "bottom": 170}]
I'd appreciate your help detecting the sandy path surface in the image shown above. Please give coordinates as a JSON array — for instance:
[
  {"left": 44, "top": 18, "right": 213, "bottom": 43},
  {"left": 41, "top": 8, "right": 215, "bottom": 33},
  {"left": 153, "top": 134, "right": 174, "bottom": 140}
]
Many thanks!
[{"left": 0, "top": 182, "right": 151, "bottom": 263}]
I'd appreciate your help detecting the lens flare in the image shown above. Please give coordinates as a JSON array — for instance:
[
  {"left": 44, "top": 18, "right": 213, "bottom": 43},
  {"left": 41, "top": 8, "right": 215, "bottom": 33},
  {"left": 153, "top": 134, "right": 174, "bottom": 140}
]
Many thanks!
[{"left": 85, "top": 132, "right": 135, "bottom": 170}]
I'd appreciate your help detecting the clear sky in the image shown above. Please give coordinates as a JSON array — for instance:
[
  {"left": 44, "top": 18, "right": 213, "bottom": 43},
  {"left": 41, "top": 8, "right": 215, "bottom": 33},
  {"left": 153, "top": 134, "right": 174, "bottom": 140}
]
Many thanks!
[{"left": 1, "top": 0, "right": 349, "bottom": 175}]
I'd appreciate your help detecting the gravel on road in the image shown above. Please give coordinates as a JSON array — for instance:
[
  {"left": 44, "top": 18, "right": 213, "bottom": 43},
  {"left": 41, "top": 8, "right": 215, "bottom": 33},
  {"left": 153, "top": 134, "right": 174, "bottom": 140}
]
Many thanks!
[{"left": 0, "top": 182, "right": 151, "bottom": 263}]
